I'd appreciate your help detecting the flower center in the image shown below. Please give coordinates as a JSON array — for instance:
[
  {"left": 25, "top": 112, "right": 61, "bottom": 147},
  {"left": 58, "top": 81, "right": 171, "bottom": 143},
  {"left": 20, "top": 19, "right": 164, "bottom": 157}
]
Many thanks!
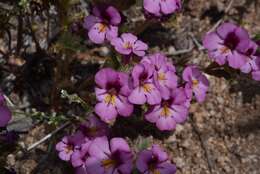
[
  {"left": 106, "top": 81, "right": 121, "bottom": 95},
  {"left": 88, "top": 127, "right": 98, "bottom": 135},
  {"left": 102, "top": 159, "right": 117, "bottom": 170},
  {"left": 192, "top": 79, "right": 199, "bottom": 86},
  {"left": 143, "top": 84, "right": 153, "bottom": 93},
  {"left": 148, "top": 155, "right": 160, "bottom": 173},
  {"left": 160, "top": 106, "right": 171, "bottom": 117},
  {"left": 124, "top": 41, "right": 132, "bottom": 49},
  {"left": 152, "top": 170, "right": 161, "bottom": 174},
  {"left": 224, "top": 32, "right": 239, "bottom": 50},
  {"left": 157, "top": 72, "right": 166, "bottom": 81},
  {"left": 104, "top": 94, "right": 116, "bottom": 106},
  {"left": 220, "top": 46, "right": 230, "bottom": 54},
  {"left": 65, "top": 145, "right": 73, "bottom": 154},
  {"left": 98, "top": 23, "right": 107, "bottom": 33},
  {"left": 246, "top": 48, "right": 254, "bottom": 56}
]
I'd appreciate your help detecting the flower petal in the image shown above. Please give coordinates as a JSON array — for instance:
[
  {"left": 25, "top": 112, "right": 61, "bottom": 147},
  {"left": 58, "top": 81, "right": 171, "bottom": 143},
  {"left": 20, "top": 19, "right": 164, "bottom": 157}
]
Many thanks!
[
  {"left": 88, "top": 137, "right": 110, "bottom": 160},
  {"left": 143, "top": 0, "right": 160, "bottom": 16},
  {"left": 85, "top": 157, "right": 104, "bottom": 174},
  {"left": 156, "top": 116, "right": 176, "bottom": 131},
  {"left": 115, "top": 96, "right": 133, "bottom": 117},
  {"left": 110, "top": 138, "right": 131, "bottom": 153},
  {"left": 128, "top": 87, "right": 146, "bottom": 105},
  {"left": 136, "top": 150, "right": 153, "bottom": 173},
  {"left": 95, "top": 102, "right": 117, "bottom": 123},
  {"left": 88, "top": 23, "right": 106, "bottom": 44},
  {"left": 0, "top": 105, "right": 11, "bottom": 127}
]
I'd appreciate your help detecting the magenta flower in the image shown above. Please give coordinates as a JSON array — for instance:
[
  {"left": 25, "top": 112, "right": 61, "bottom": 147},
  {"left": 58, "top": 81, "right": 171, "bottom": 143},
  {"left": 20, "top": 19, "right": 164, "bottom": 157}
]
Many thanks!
[
  {"left": 79, "top": 114, "right": 109, "bottom": 138},
  {"left": 145, "top": 88, "right": 188, "bottom": 131},
  {"left": 111, "top": 33, "right": 148, "bottom": 57},
  {"left": 142, "top": 53, "right": 178, "bottom": 100},
  {"left": 85, "top": 136, "right": 133, "bottom": 174},
  {"left": 238, "top": 40, "right": 260, "bottom": 81},
  {"left": 0, "top": 92, "right": 12, "bottom": 128},
  {"left": 56, "top": 131, "right": 87, "bottom": 161},
  {"left": 83, "top": 5, "right": 121, "bottom": 44},
  {"left": 95, "top": 68, "right": 133, "bottom": 123},
  {"left": 143, "top": 0, "right": 181, "bottom": 17},
  {"left": 203, "top": 22, "right": 250, "bottom": 69},
  {"left": 72, "top": 141, "right": 92, "bottom": 174},
  {"left": 128, "top": 62, "right": 161, "bottom": 105},
  {"left": 182, "top": 66, "right": 209, "bottom": 103},
  {"left": 136, "top": 145, "right": 176, "bottom": 174}
]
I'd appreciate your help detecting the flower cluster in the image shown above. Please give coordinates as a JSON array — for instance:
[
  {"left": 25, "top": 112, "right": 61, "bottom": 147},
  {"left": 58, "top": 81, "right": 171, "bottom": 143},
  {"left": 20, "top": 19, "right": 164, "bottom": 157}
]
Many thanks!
[
  {"left": 203, "top": 22, "right": 260, "bottom": 81},
  {"left": 56, "top": 117, "right": 176, "bottom": 174},
  {"left": 94, "top": 53, "right": 209, "bottom": 131},
  {"left": 0, "top": 91, "right": 12, "bottom": 128},
  {"left": 57, "top": 1, "right": 211, "bottom": 174}
]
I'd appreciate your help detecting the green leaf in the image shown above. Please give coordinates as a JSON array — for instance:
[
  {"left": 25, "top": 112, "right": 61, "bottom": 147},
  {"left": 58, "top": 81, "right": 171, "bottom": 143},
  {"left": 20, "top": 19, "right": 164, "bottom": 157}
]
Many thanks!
[
  {"left": 60, "top": 89, "right": 91, "bottom": 112},
  {"left": 137, "top": 137, "right": 151, "bottom": 151},
  {"left": 253, "top": 33, "right": 260, "bottom": 41},
  {"left": 132, "top": 168, "right": 141, "bottom": 174},
  {"left": 57, "top": 32, "right": 85, "bottom": 52}
]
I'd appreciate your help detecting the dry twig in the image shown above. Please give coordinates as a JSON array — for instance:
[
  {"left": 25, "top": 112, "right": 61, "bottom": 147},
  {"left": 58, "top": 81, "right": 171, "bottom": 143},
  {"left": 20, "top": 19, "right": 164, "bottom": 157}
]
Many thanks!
[{"left": 26, "top": 121, "right": 71, "bottom": 151}]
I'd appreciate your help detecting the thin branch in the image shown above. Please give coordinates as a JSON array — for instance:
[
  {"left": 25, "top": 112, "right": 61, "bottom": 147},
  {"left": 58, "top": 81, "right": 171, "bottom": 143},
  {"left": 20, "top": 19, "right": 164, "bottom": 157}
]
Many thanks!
[
  {"left": 26, "top": 121, "right": 71, "bottom": 151},
  {"left": 188, "top": 32, "right": 205, "bottom": 51},
  {"left": 166, "top": 39, "right": 194, "bottom": 56},
  {"left": 3, "top": 94, "right": 15, "bottom": 107}
]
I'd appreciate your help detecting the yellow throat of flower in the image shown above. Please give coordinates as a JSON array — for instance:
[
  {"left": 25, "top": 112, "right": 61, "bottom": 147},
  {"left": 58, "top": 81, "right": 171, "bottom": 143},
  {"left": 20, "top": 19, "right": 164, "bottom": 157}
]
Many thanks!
[
  {"left": 192, "top": 79, "right": 199, "bottom": 87},
  {"left": 143, "top": 84, "right": 153, "bottom": 93},
  {"left": 104, "top": 94, "right": 116, "bottom": 106},
  {"left": 160, "top": 106, "right": 171, "bottom": 117},
  {"left": 220, "top": 46, "right": 230, "bottom": 54},
  {"left": 124, "top": 41, "right": 132, "bottom": 49},
  {"left": 102, "top": 159, "right": 116, "bottom": 170},
  {"left": 152, "top": 170, "right": 161, "bottom": 174},
  {"left": 98, "top": 23, "right": 107, "bottom": 33},
  {"left": 65, "top": 145, "right": 73, "bottom": 154},
  {"left": 157, "top": 72, "right": 166, "bottom": 81}
]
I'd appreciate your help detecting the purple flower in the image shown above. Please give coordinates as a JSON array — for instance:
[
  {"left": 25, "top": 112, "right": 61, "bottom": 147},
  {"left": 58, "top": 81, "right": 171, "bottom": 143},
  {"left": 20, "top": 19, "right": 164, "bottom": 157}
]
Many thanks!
[
  {"left": 182, "top": 66, "right": 209, "bottom": 103},
  {"left": 128, "top": 62, "right": 161, "bottom": 105},
  {"left": 56, "top": 131, "right": 87, "bottom": 161},
  {"left": 142, "top": 53, "right": 178, "bottom": 100},
  {"left": 111, "top": 33, "right": 148, "bottom": 57},
  {"left": 85, "top": 136, "right": 133, "bottom": 174},
  {"left": 238, "top": 40, "right": 260, "bottom": 81},
  {"left": 143, "top": 0, "right": 181, "bottom": 17},
  {"left": 83, "top": 5, "right": 121, "bottom": 44},
  {"left": 72, "top": 141, "right": 92, "bottom": 174},
  {"left": 136, "top": 145, "right": 176, "bottom": 174},
  {"left": 79, "top": 114, "right": 109, "bottom": 138},
  {"left": 203, "top": 22, "right": 250, "bottom": 69},
  {"left": 145, "top": 88, "right": 188, "bottom": 131},
  {"left": 240, "top": 40, "right": 259, "bottom": 73},
  {"left": 0, "top": 93, "right": 12, "bottom": 128},
  {"left": 95, "top": 68, "right": 134, "bottom": 123}
]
